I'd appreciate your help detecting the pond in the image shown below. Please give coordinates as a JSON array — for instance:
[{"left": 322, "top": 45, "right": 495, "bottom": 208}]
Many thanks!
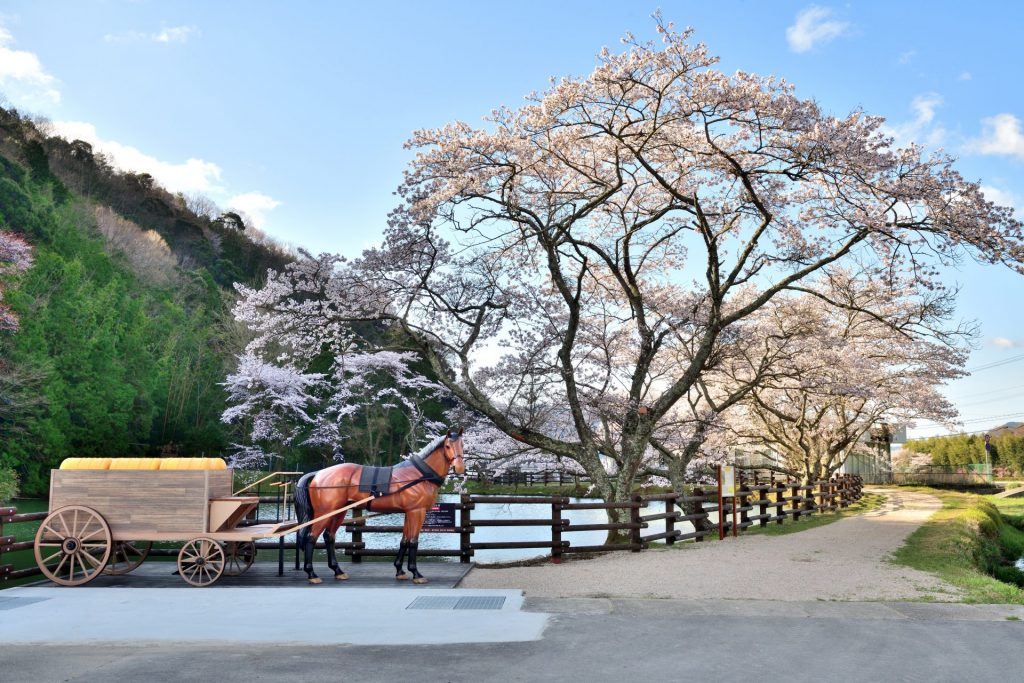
[{"left": 265, "top": 494, "right": 704, "bottom": 563}]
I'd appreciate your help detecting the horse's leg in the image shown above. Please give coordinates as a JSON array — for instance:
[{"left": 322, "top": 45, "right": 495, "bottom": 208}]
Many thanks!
[
  {"left": 304, "top": 520, "right": 329, "bottom": 584},
  {"left": 393, "top": 537, "right": 409, "bottom": 580},
  {"left": 404, "top": 509, "right": 428, "bottom": 585},
  {"left": 324, "top": 513, "right": 348, "bottom": 581}
]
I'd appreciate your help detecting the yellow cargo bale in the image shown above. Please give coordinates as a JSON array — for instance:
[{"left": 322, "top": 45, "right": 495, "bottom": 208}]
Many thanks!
[
  {"left": 157, "top": 458, "right": 186, "bottom": 470},
  {"left": 59, "top": 457, "right": 112, "bottom": 470},
  {"left": 109, "top": 458, "right": 160, "bottom": 470},
  {"left": 155, "top": 457, "right": 226, "bottom": 470}
]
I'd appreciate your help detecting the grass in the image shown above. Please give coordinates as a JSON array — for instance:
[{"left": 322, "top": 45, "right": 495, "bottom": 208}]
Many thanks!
[
  {"left": 740, "top": 492, "right": 886, "bottom": 537},
  {"left": 891, "top": 487, "right": 1024, "bottom": 604}
]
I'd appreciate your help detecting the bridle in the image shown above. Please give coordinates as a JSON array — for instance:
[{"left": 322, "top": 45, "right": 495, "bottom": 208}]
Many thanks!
[{"left": 442, "top": 431, "right": 464, "bottom": 470}]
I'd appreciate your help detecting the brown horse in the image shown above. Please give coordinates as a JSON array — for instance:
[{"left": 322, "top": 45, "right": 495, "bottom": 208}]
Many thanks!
[{"left": 293, "top": 428, "right": 465, "bottom": 584}]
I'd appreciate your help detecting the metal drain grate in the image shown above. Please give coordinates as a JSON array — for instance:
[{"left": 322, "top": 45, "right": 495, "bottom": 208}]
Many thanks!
[
  {"left": 407, "top": 595, "right": 506, "bottom": 610},
  {"left": 454, "top": 596, "right": 506, "bottom": 610}
]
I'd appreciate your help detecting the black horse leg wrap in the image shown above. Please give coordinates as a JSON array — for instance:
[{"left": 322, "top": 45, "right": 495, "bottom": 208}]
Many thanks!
[
  {"left": 407, "top": 541, "right": 420, "bottom": 575},
  {"left": 394, "top": 540, "right": 409, "bottom": 573}
]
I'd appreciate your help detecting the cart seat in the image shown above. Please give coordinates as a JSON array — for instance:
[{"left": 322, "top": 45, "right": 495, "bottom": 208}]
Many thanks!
[{"left": 209, "top": 496, "right": 261, "bottom": 532}]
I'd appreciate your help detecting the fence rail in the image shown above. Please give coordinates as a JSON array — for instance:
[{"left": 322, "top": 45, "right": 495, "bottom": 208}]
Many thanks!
[{"left": 0, "top": 475, "right": 863, "bottom": 583}]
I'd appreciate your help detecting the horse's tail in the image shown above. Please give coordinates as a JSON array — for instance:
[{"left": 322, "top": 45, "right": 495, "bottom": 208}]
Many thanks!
[{"left": 294, "top": 471, "right": 317, "bottom": 547}]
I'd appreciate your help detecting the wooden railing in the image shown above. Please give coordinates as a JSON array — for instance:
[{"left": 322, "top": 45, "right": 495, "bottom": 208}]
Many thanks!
[
  {"left": 0, "top": 506, "right": 49, "bottom": 583},
  {"left": 0, "top": 475, "right": 863, "bottom": 583}
]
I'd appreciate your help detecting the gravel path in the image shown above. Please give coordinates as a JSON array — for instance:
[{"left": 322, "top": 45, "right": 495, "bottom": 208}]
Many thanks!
[{"left": 459, "top": 488, "right": 961, "bottom": 601}]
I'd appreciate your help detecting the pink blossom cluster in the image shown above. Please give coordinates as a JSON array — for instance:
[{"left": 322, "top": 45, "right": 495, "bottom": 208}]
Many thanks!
[{"left": 0, "top": 230, "right": 32, "bottom": 332}]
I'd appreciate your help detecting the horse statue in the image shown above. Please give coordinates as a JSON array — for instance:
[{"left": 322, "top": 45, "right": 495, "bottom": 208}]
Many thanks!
[{"left": 293, "top": 428, "right": 465, "bottom": 584}]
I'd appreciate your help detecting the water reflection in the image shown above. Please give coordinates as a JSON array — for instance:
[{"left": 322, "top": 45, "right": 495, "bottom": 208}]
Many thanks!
[{"left": 264, "top": 494, "right": 700, "bottom": 563}]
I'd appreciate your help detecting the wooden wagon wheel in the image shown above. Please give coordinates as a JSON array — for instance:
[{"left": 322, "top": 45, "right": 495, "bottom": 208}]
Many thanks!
[
  {"left": 177, "top": 537, "right": 225, "bottom": 587},
  {"left": 104, "top": 540, "right": 153, "bottom": 575},
  {"left": 223, "top": 541, "right": 256, "bottom": 576},
  {"left": 33, "top": 505, "right": 112, "bottom": 587}
]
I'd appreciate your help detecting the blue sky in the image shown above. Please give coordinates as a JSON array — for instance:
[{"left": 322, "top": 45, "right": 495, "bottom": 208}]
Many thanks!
[{"left": 1, "top": 1, "right": 1023, "bottom": 437}]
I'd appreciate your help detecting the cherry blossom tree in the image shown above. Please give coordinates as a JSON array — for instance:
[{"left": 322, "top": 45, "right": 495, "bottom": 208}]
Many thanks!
[
  {"left": 0, "top": 230, "right": 32, "bottom": 331},
  {"left": 234, "top": 20, "right": 1023, "bottom": 522},
  {"left": 223, "top": 253, "right": 447, "bottom": 469},
  {"left": 725, "top": 270, "right": 967, "bottom": 482}
]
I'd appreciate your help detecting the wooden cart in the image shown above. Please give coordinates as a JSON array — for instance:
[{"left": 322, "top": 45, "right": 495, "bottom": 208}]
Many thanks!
[{"left": 33, "top": 462, "right": 306, "bottom": 587}]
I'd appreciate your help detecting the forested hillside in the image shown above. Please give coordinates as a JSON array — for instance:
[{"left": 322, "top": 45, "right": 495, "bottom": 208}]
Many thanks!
[
  {"left": 905, "top": 432, "right": 1024, "bottom": 474},
  {"left": 0, "top": 105, "right": 291, "bottom": 496}
]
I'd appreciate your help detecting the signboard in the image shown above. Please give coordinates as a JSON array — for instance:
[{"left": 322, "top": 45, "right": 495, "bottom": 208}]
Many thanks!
[
  {"left": 423, "top": 502, "right": 457, "bottom": 531},
  {"left": 721, "top": 465, "right": 736, "bottom": 498}
]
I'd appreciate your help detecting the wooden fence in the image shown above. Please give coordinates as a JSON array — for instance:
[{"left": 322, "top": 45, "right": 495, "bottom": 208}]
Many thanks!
[{"left": 0, "top": 475, "right": 863, "bottom": 582}]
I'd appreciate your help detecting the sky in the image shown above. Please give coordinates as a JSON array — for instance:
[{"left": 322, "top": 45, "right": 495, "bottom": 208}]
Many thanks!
[{"left": 1, "top": 0, "right": 1023, "bottom": 439}]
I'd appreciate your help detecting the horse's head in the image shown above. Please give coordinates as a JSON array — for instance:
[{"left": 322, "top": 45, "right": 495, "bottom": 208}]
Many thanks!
[{"left": 444, "top": 426, "right": 465, "bottom": 475}]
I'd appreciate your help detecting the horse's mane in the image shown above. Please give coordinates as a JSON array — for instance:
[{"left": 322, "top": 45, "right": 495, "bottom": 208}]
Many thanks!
[{"left": 409, "top": 433, "right": 447, "bottom": 461}]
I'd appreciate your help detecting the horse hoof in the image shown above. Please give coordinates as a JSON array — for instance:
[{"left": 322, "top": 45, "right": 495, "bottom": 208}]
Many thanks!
[
  {"left": 334, "top": 573, "right": 348, "bottom": 581},
  {"left": 413, "top": 577, "right": 428, "bottom": 585},
  {"left": 395, "top": 573, "right": 409, "bottom": 581},
  {"left": 308, "top": 577, "right": 322, "bottom": 585}
]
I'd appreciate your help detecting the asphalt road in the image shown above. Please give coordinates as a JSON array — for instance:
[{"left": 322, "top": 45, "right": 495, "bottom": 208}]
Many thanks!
[{"left": 3, "top": 598, "right": 1023, "bottom": 683}]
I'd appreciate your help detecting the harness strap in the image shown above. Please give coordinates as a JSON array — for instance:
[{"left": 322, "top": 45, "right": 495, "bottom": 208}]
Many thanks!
[{"left": 407, "top": 454, "right": 446, "bottom": 486}]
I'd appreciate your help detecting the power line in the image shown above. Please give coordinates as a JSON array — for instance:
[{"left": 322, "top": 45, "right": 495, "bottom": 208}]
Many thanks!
[
  {"left": 967, "top": 353, "right": 1024, "bottom": 373},
  {"left": 914, "top": 410, "right": 1024, "bottom": 427},
  {"left": 958, "top": 391, "right": 1024, "bottom": 408},
  {"left": 953, "top": 384, "right": 1024, "bottom": 400}
]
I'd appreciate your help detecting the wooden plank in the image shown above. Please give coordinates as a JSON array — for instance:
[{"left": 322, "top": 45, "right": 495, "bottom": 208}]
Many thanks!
[
  {"left": 49, "top": 469, "right": 232, "bottom": 538},
  {"left": 208, "top": 499, "right": 259, "bottom": 532}
]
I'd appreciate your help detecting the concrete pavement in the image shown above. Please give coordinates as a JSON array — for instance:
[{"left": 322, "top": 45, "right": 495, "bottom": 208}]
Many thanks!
[{"left": 3, "top": 593, "right": 1024, "bottom": 682}]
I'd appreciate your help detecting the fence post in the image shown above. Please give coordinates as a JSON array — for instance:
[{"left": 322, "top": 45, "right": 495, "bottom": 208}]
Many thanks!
[
  {"left": 350, "top": 516, "right": 363, "bottom": 564},
  {"left": 0, "top": 506, "right": 10, "bottom": 581},
  {"left": 692, "top": 488, "right": 706, "bottom": 542},
  {"left": 630, "top": 494, "right": 643, "bottom": 551},
  {"left": 460, "top": 493, "right": 473, "bottom": 564},
  {"left": 739, "top": 485, "right": 750, "bottom": 532},
  {"left": 791, "top": 483, "right": 801, "bottom": 522},
  {"left": 551, "top": 496, "right": 563, "bottom": 563},
  {"left": 758, "top": 486, "right": 769, "bottom": 528},
  {"left": 665, "top": 494, "right": 676, "bottom": 545}
]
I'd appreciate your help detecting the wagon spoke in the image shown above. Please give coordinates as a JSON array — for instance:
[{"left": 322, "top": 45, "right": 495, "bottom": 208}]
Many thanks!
[
  {"left": 52, "top": 553, "right": 69, "bottom": 577},
  {"left": 41, "top": 524, "right": 66, "bottom": 541},
  {"left": 72, "top": 509, "right": 80, "bottom": 538},
  {"left": 79, "top": 549, "right": 102, "bottom": 569},
  {"left": 56, "top": 512, "right": 71, "bottom": 539},
  {"left": 41, "top": 549, "right": 63, "bottom": 564},
  {"left": 67, "top": 553, "right": 77, "bottom": 582},
  {"left": 79, "top": 526, "right": 106, "bottom": 542}
]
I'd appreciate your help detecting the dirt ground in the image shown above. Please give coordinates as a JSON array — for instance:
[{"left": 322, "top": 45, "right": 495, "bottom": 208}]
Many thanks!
[{"left": 459, "top": 488, "right": 960, "bottom": 601}]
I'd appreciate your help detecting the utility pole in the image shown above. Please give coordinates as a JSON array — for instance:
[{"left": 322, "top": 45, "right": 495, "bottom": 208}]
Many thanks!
[{"left": 984, "top": 434, "right": 992, "bottom": 483}]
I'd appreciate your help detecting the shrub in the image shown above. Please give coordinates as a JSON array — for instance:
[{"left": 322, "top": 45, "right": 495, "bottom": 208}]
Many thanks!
[{"left": 0, "top": 466, "right": 19, "bottom": 503}]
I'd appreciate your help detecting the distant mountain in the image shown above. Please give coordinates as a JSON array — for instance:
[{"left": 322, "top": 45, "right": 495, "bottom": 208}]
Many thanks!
[{"left": 989, "top": 422, "right": 1024, "bottom": 438}]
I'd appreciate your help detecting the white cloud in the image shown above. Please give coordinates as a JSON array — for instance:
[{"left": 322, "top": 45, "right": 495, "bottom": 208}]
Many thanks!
[
  {"left": 981, "top": 185, "right": 1021, "bottom": 215},
  {"left": 993, "top": 337, "right": 1020, "bottom": 349},
  {"left": 966, "top": 113, "right": 1024, "bottom": 161},
  {"left": 227, "top": 192, "right": 282, "bottom": 229},
  {"left": 898, "top": 50, "right": 916, "bottom": 65},
  {"left": 0, "top": 22, "right": 60, "bottom": 105},
  {"left": 104, "top": 26, "right": 199, "bottom": 44},
  {"left": 882, "top": 93, "right": 947, "bottom": 148},
  {"left": 53, "top": 120, "right": 223, "bottom": 194},
  {"left": 786, "top": 6, "right": 850, "bottom": 53},
  {"left": 958, "top": 71, "right": 972, "bottom": 81}
]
